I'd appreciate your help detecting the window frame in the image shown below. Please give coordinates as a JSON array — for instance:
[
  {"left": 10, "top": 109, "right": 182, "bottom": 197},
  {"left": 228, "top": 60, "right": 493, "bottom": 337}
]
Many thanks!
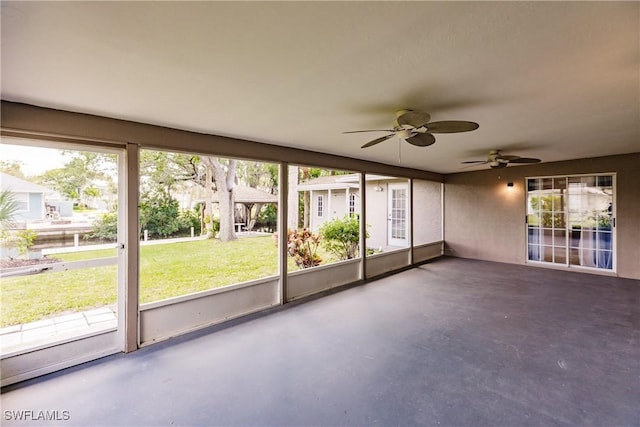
[
  {"left": 525, "top": 173, "right": 616, "bottom": 272},
  {"left": 317, "top": 194, "right": 324, "bottom": 218}
]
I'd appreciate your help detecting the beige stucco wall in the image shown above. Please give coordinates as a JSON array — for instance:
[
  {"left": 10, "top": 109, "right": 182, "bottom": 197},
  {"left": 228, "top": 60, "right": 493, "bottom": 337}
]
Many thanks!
[
  {"left": 444, "top": 153, "right": 640, "bottom": 280},
  {"left": 413, "top": 179, "right": 442, "bottom": 245}
]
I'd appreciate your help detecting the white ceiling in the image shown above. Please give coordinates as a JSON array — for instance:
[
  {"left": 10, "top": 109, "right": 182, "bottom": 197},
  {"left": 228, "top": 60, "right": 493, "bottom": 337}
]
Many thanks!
[{"left": 1, "top": 2, "right": 638, "bottom": 174}]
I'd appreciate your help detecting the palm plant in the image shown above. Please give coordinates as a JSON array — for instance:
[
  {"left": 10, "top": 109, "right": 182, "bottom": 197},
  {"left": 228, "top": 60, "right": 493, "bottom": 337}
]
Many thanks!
[{"left": 0, "top": 190, "right": 20, "bottom": 228}]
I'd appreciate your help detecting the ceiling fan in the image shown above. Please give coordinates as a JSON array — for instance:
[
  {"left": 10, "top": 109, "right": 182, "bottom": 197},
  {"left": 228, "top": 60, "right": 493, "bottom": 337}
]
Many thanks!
[
  {"left": 344, "top": 110, "right": 479, "bottom": 148},
  {"left": 462, "top": 150, "right": 542, "bottom": 169}
]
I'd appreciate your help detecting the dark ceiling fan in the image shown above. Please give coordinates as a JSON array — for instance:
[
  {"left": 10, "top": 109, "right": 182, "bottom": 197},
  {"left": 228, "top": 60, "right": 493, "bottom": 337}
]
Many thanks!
[
  {"left": 344, "top": 110, "right": 479, "bottom": 148},
  {"left": 462, "top": 150, "right": 541, "bottom": 169}
]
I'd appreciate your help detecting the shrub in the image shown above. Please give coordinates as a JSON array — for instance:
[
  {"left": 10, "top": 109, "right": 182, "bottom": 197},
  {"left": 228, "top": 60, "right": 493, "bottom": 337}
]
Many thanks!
[
  {"left": 257, "top": 204, "right": 277, "bottom": 230},
  {"left": 89, "top": 211, "right": 118, "bottom": 241},
  {"left": 319, "top": 215, "right": 365, "bottom": 260},
  {"left": 286, "top": 228, "right": 322, "bottom": 269},
  {"left": 1, "top": 229, "right": 37, "bottom": 257},
  {"left": 139, "top": 191, "right": 181, "bottom": 238},
  {"left": 177, "top": 208, "right": 202, "bottom": 235}
]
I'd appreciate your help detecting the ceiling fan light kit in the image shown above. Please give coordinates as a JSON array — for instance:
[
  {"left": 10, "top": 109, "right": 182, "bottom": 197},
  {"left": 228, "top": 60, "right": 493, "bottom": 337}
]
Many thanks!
[{"left": 344, "top": 109, "right": 479, "bottom": 149}]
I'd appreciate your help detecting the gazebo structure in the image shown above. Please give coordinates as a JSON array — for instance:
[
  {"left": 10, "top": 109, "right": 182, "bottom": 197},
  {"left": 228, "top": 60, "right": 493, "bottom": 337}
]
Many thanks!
[{"left": 207, "top": 185, "right": 278, "bottom": 232}]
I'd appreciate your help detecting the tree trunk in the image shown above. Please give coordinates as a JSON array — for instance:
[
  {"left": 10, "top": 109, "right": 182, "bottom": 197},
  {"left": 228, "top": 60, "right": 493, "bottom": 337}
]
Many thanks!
[
  {"left": 204, "top": 165, "right": 216, "bottom": 237},
  {"left": 301, "top": 167, "right": 310, "bottom": 228},
  {"left": 247, "top": 202, "right": 262, "bottom": 231},
  {"left": 287, "top": 166, "right": 299, "bottom": 230},
  {"left": 202, "top": 157, "right": 237, "bottom": 242}
]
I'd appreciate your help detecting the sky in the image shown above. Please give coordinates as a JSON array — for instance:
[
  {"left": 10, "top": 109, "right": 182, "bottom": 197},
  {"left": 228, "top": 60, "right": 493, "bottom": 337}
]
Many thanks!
[{"left": 1, "top": 139, "right": 73, "bottom": 176}]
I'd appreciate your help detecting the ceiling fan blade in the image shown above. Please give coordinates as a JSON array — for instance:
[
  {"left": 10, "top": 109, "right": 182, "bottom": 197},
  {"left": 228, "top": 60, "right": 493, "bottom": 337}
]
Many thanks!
[
  {"left": 508, "top": 157, "right": 541, "bottom": 164},
  {"left": 397, "top": 111, "right": 431, "bottom": 128},
  {"left": 426, "top": 121, "right": 479, "bottom": 133},
  {"left": 361, "top": 133, "right": 395, "bottom": 148},
  {"left": 343, "top": 129, "right": 395, "bottom": 134},
  {"left": 406, "top": 132, "right": 436, "bottom": 147},
  {"left": 461, "top": 160, "right": 489, "bottom": 164}
]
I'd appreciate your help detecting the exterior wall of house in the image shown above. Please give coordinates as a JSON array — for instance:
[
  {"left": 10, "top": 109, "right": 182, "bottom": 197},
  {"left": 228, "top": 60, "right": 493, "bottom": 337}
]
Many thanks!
[
  {"left": 308, "top": 189, "right": 358, "bottom": 232},
  {"left": 13, "top": 192, "right": 45, "bottom": 221},
  {"left": 365, "top": 178, "right": 410, "bottom": 250},
  {"left": 330, "top": 191, "right": 347, "bottom": 220},
  {"left": 365, "top": 181, "right": 388, "bottom": 250},
  {"left": 310, "top": 190, "right": 326, "bottom": 231},
  {"left": 444, "top": 153, "right": 640, "bottom": 280}
]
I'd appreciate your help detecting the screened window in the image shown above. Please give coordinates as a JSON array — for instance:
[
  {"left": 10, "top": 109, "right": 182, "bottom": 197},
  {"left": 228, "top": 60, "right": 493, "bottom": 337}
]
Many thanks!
[
  {"left": 291, "top": 166, "right": 360, "bottom": 270},
  {"left": 139, "top": 149, "right": 279, "bottom": 303}
]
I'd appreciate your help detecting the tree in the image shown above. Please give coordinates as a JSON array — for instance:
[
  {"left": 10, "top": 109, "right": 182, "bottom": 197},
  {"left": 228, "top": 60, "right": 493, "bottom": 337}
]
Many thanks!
[
  {"left": 0, "top": 160, "right": 26, "bottom": 179},
  {"left": 530, "top": 196, "right": 565, "bottom": 228},
  {"left": 139, "top": 151, "right": 198, "bottom": 196},
  {"left": 36, "top": 152, "right": 116, "bottom": 208},
  {"left": 201, "top": 157, "right": 238, "bottom": 242}
]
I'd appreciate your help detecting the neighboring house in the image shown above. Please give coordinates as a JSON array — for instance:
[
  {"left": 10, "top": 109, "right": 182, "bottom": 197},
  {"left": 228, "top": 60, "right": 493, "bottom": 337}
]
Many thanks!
[
  {"left": 0, "top": 172, "right": 57, "bottom": 222},
  {"left": 297, "top": 174, "right": 411, "bottom": 250}
]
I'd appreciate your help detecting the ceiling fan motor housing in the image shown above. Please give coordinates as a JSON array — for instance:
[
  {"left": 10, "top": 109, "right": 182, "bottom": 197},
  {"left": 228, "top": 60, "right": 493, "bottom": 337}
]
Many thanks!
[{"left": 396, "top": 128, "right": 417, "bottom": 139}]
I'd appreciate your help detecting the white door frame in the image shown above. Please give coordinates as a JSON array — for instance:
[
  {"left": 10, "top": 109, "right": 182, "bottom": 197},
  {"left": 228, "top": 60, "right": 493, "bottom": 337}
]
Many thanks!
[
  {"left": 0, "top": 140, "right": 126, "bottom": 386},
  {"left": 387, "top": 182, "right": 409, "bottom": 247}
]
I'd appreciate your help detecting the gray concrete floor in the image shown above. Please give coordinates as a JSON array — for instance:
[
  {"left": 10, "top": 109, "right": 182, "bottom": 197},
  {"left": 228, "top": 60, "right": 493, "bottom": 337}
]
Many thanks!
[{"left": 2, "top": 257, "right": 639, "bottom": 426}]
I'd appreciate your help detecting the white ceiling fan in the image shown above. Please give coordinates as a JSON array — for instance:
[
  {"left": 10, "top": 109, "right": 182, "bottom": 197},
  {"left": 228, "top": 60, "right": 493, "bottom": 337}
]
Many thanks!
[
  {"left": 344, "top": 110, "right": 479, "bottom": 148},
  {"left": 462, "top": 150, "right": 542, "bottom": 169}
]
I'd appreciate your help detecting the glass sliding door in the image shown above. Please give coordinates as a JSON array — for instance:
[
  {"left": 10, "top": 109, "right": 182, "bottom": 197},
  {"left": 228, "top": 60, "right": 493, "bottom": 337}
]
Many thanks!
[
  {"left": 526, "top": 174, "right": 615, "bottom": 271},
  {"left": 568, "top": 175, "right": 614, "bottom": 269},
  {"left": 527, "top": 177, "right": 567, "bottom": 265}
]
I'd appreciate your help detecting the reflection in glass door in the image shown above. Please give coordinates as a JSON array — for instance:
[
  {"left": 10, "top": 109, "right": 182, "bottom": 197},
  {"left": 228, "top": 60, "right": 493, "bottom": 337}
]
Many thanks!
[
  {"left": 568, "top": 176, "right": 614, "bottom": 269},
  {"left": 527, "top": 177, "right": 567, "bottom": 264},
  {"left": 527, "top": 174, "right": 614, "bottom": 271}
]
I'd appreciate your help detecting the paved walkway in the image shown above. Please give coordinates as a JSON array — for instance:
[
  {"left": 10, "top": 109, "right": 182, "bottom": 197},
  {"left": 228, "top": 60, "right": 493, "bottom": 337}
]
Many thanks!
[{"left": 0, "top": 307, "right": 116, "bottom": 355}]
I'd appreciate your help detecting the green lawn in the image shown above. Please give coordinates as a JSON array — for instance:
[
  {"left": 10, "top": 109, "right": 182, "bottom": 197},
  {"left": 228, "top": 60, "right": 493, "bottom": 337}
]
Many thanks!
[{"left": 1, "top": 236, "right": 342, "bottom": 327}]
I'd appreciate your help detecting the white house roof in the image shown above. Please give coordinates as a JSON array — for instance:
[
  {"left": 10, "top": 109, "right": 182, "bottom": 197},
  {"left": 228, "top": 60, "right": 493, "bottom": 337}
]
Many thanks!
[
  {"left": 0, "top": 172, "right": 56, "bottom": 195},
  {"left": 210, "top": 185, "right": 277, "bottom": 204},
  {"left": 297, "top": 173, "right": 399, "bottom": 191}
]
